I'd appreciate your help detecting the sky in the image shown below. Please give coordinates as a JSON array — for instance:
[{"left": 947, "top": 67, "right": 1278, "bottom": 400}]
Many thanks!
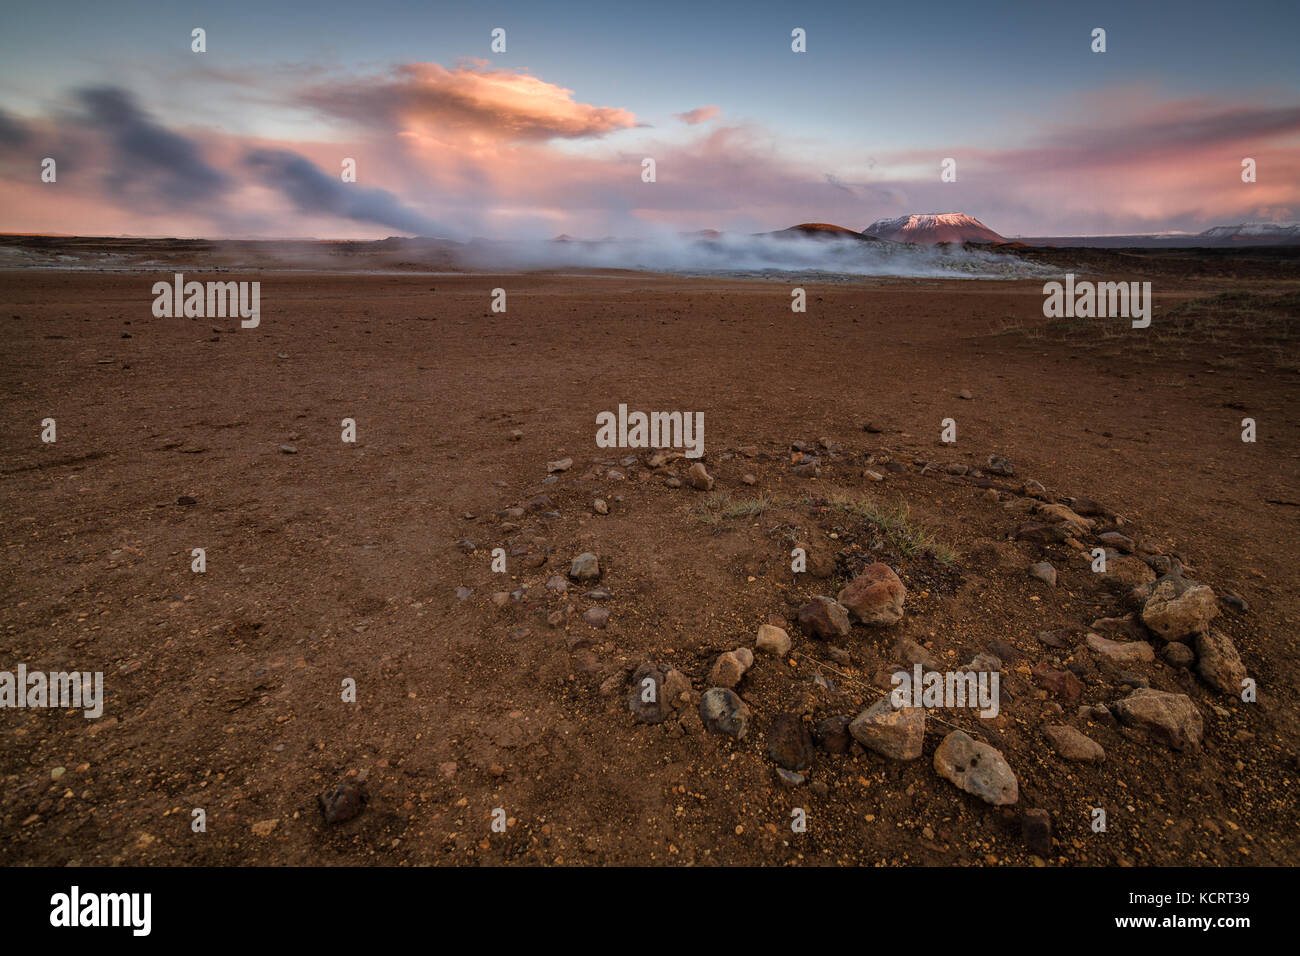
[{"left": 0, "top": 0, "right": 1297, "bottom": 239}]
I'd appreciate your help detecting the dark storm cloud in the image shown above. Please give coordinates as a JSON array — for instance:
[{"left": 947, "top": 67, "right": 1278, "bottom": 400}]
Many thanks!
[
  {"left": 77, "top": 86, "right": 230, "bottom": 203},
  {"left": 244, "top": 148, "right": 450, "bottom": 236}
]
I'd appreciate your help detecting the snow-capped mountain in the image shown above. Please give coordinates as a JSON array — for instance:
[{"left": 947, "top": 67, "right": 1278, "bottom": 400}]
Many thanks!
[
  {"left": 1198, "top": 222, "right": 1300, "bottom": 243},
  {"left": 862, "top": 213, "right": 1004, "bottom": 245}
]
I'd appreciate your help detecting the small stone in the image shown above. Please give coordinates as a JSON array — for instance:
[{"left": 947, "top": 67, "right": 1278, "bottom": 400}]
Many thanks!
[
  {"left": 252, "top": 818, "right": 280, "bottom": 836},
  {"left": 836, "top": 563, "right": 906, "bottom": 626},
  {"left": 699, "top": 688, "right": 750, "bottom": 739},
  {"left": 848, "top": 698, "right": 926, "bottom": 760},
  {"left": 1195, "top": 628, "right": 1247, "bottom": 695},
  {"left": 755, "top": 624, "right": 791, "bottom": 657},
  {"left": 687, "top": 462, "right": 714, "bottom": 490},
  {"left": 278, "top": 444, "right": 297, "bottom": 454},
  {"left": 628, "top": 663, "right": 669, "bottom": 724},
  {"left": 177, "top": 495, "right": 197, "bottom": 506},
  {"left": 318, "top": 777, "right": 368, "bottom": 824},
  {"left": 1028, "top": 561, "right": 1057, "bottom": 587},
  {"left": 959, "top": 389, "right": 973, "bottom": 400},
  {"left": 582, "top": 607, "right": 610, "bottom": 629},
  {"left": 1043, "top": 724, "right": 1106, "bottom": 762},
  {"left": 593, "top": 499, "right": 609, "bottom": 515},
  {"left": 766, "top": 713, "right": 814, "bottom": 771},
  {"left": 509, "top": 429, "right": 523, "bottom": 441},
  {"left": 775, "top": 768, "right": 806, "bottom": 787},
  {"left": 1141, "top": 573, "right": 1219, "bottom": 641},
  {"left": 1021, "top": 809, "right": 1053, "bottom": 857},
  {"left": 797, "top": 596, "right": 852, "bottom": 638},
  {"left": 814, "top": 715, "right": 853, "bottom": 755},
  {"left": 50, "top": 766, "right": 66, "bottom": 781},
  {"left": 665, "top": 476, "right": 682, "bottom": 488},
  {"left": 1085, "top": 632, "right": 1155, "bottom": 665},
  {"left": 545, "top": 575, "right": 568, "bottom": 594},
  {"left": 741, "top": 473, "right": 757, "bottom": 485},
  {"left": 1160, "top": 642, "right": 1195, "bottom": 668},
  {"left": 546, "top": 457, "right": 573, "bottom": 473},
  {"left": 1112, "top": 688, "right": 1203, "bottom": 752},
  {"left": 709, "top": 651, "right": 747, "bottom": 688},
  {"left": 569, "top": 552, "right": 600, "bottom": 581},
  {"left": 1098, "top": 531, "right": 1136, "bottom": 553},
  {"left": 933, "top": 731, "right": 1019, "bottom": 805}
]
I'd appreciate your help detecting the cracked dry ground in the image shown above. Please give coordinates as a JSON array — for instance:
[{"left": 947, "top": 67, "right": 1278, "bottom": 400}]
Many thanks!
[{"left": 1, "top": 268, "right": 1297, "bottom": 866}]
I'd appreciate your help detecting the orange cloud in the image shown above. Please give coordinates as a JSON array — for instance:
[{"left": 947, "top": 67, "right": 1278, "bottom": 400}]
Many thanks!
[{"left": 301, "top": 62, "right": 640, "bottom": 142}]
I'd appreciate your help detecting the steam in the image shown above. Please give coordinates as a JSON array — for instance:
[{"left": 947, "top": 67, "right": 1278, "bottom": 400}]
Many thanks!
[{"left": 456, "top": 229, "right": 1050, "bottom": 279}]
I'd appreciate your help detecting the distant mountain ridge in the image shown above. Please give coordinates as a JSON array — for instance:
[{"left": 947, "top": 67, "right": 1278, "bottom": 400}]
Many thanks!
[
  {"left": 862, "top": 213, "right": 1004, "bottom": 245},
  {"left": 1198, "top": 222, "right": 1300, "bottom": 243}
]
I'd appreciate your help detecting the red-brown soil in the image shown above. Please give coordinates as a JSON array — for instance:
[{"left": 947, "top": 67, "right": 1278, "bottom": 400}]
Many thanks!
[{"left": 1, "top": 259, "right": 1297, "bottom": 866}]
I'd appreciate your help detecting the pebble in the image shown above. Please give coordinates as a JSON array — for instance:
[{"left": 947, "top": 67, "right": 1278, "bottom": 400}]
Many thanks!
[
  {"left": 755, "top": 624, "right": 791, "bottom": 657},
  {"left": 766, "top": 713, "right": 814, "bottom": 770},
  {"left": 569, "top": 552, "right": 600, "bottom": 582},
  {"left": 933, "top": 731, "right": 1019, "bottom": 805},
  {"left": 699, "top": 688, "right": 750, "bottom": 739},
  {"left": 593, "top": 499, "right": 609, "bottom": 515}
]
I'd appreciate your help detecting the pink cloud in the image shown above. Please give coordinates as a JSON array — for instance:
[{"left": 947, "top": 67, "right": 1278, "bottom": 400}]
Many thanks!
[{"left": 675, "top": 105, "right": 720, "bottom": 125}]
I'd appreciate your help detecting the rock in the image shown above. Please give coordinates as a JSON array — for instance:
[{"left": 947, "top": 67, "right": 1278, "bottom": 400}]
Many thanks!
[
  {"left": 792, "top": 462, "right": 821, "bottom": 478},
  {"left": 775, "top": 768, "right": 806, "bottom": 787},
  {"left": 1028, "top": 561, "right": 1057, "bottom": 587},
  {"left": 177, "top": 495, "right": 197, "bottom": 506},
  {"left": 546, "top": 457, "right": 573, "bottom": 473},
  {"left": 278, "top": 444, "right": 297, "bottom": 454},
  {"left": 582, "top": 607, "right": 610, "bottom": 629},
  {"left": 848, "top": 698, "right": 926, "bottom": 760},
  {"left": 699, "top": 688, "right": 750, "bottom": 739},
  {"left": 1099, "top": 553, "right": 1158, "bottom": 591},
  {"left": 1112, "top": 688, "right": 1203, "bottom": 752},
  {"left": 1016, "top": 522, "right": 1066, "bottom": 545},
  {"left": 1195, "top": 629, "right": 1247, "bottom": 695},
  {"left": 708, "top": 651, "right": 748, "bottom": 688},
  {"left": 509, "top": 429, "right": 523, "bottom": 441},
  {"left": 1021, "top": 808, "right": 1053, "bottom": 857},
  {"left": 662, "top": 668, "right": 692, "bottom": 708},
  {"left": 584, "top": 587, "right": 612, "bottom": 601},
  {"left": 1031, "top": 663, "right": 1084, "bottom": 703},
  {"left": 986, "top": 454, "right": 1014, "bottom": 476},
  {"left": 1098, "top": 531, "right": 1136, "bottom": 553},
  {"left": 687, "top": 462, "right": 714, "bottom": 490},
  {"left": 665, "top": 476, "right": 682, "bottom": 488},
  {"left": 933, "top": 731, "right": 1019, "bottom": 806},
  {"left": 1160, "top": 642, "right": 1195, "bottom": 668},
  {"left": 1021, "top": 478, "right": 1048, "bottom": 499},
  {"left": 545, "top": 575, "right": 568, "bottom": 594},
  {"left": 797, "top": 596, "right": 852, "bottom": 638},
  {"left": 1035, "top": 502, "right": 1092, "bottom": 534},
  {"left": 1036, "top": 628, "right": 1073, "bottom": 649},
  {"left": 628, "top": 663, "right": 670, "bottom": 724},
  {"left": 756, "top": 624, "right": 792, "bottom": 657},
  {"left": 814, "top": 715, "right": 852, "bottom": 755},
  {"left": 1043, "top": 724, "right": 1106, "bottom": 762},
  {"left": 959, "top": 388, "right": 973, "bottom": 400},
  {"left": 794, "top": 540, "right": 836, "bottom": 577},
  {"left": 569, "top": 552, "right": 600, "bottom": 582},
  {"left": 766, "top": 713, "right": 814, "bottom": 771},
  {"left": 741, "top": 473, "right": 757, "bottom": 485},
  {"left": 1085, "top": 633, "right": 1155, "bottom": 665},
  {"left": 1141, "top": 573, "right": 1219, "bottom": 641},
  {"left": 836, "top": 563, "right": 906, "bottom": 626},
  {"left": 894, "top": 637, "right": 936, "bottom": 669},
  {"left": 318, "top": 778, "right": 368, "bottom": 824},
  {"left": 252, "top": 818, "right": 280, "bottom": 836},
  {"left": 593, "top": 498, "right": 609, "bottom": 515}
]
